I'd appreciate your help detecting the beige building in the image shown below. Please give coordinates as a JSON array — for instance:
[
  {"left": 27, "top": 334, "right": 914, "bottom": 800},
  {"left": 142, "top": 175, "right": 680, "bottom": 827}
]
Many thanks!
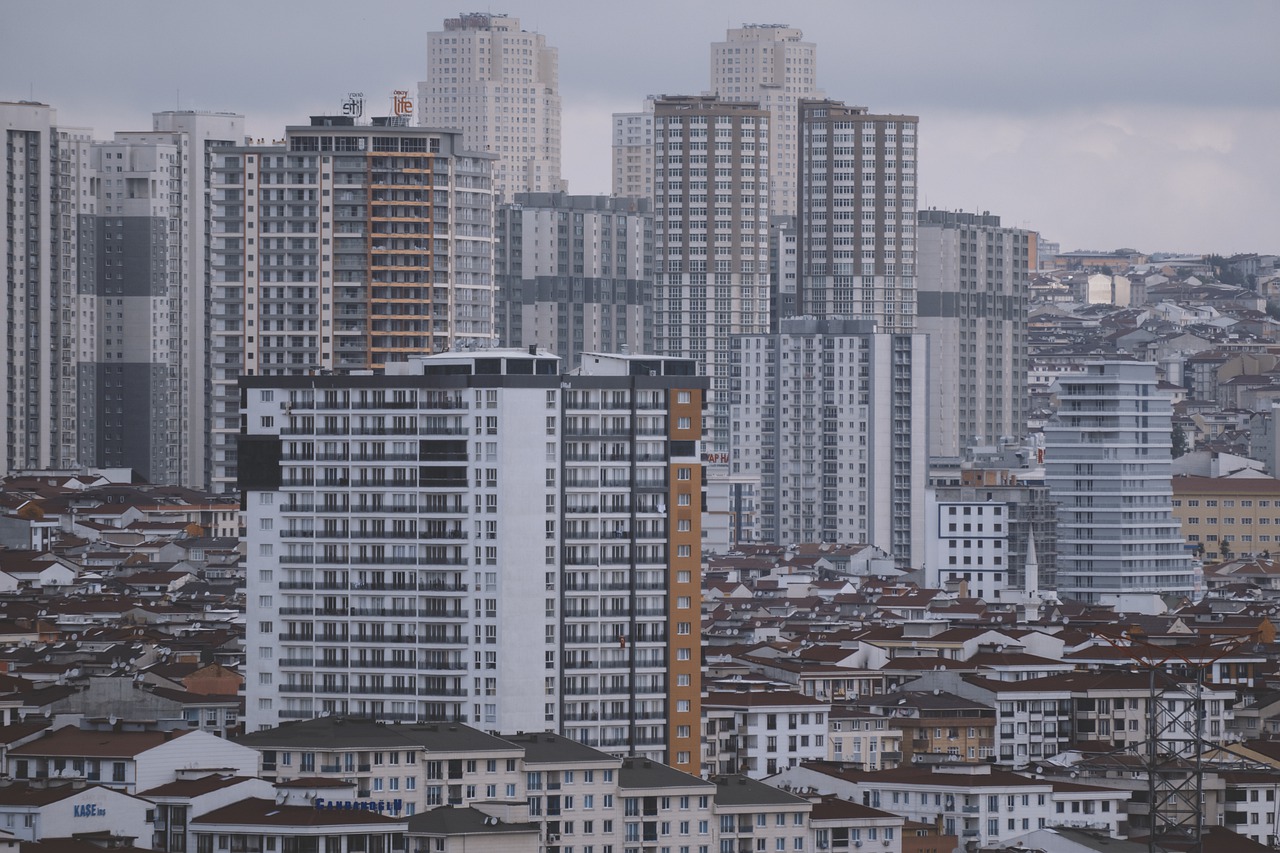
[
  {"left": 828, "top": 708, "right": 903, "bottom": 771},
  {"left": 710, "top": 24, "right": 824, "bottom": 217},
  {"left": 419, "top": 12, "right": 562, "bottom": 198},
  {"left": 611, "top": 98, "right": 654, "bottom": 201},
  {"left": 1171, "top": 475, "right": 1280, "bottom": 554}
]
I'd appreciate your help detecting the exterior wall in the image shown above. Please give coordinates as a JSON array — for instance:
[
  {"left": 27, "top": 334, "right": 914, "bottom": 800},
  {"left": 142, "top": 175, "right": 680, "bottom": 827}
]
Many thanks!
[
  {"left": 665, "top": 386, "right": 703, "bottom": 774},
  {"left": 652, "top": 96, "right": 771, "bottom": 455},
  {"left": 1045, "top": 361, "right": 1196, "bottom": 602},
  {"left": 242, "top": 351, "right": 707, "bottom": 770},
  {"left": 0, "top": 787, "right": 152, "bottom": 843},
  {"left": 710, "top": 25, "right": 823, "bottom": 217},
  {"left": 495, "top": 193, "right": 653, "bottom": 370},
  {"left": 915, "top": 210, "right": 1032, "bottom": 458},
  {"left": 1171, "top": 475, "right": 1280, "bottom": 554},
  {"left": 703, "top": 700, "right": 830, "bottom": 778},
  {"left": 611, "top": 101, "right": 654, "bottom": 201},
  {"left": 828, "top": 716, "right": 903, "bottom": 770},
  {"left": 796, "top": 99, "right": 919, "bottom": 334},
  {"left": 924, "top": 474, "right": 1058, "bottom": 598},
  {"left": 86, "top": 139, "right": 182, "bottom": 484},
  {"left": 0, "top": 102, "right": 93, "bottom": 475},
  {"left": 207, "top": 123, "right": 495, "bottom": 492},
  {"left": 419, "top": 13, "right": 561, "bottom": 199},
  {"left": 731, "top": 319, "right": 927, "bottom": 564},
  {"left": 135, "top": 732, "right": 261, "bottom": 793}
]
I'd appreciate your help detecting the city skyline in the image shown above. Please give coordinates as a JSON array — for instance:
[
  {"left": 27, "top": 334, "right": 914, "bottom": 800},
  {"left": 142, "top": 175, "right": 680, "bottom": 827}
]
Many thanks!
[{"left": 4, "top": 0, "right": 1277, "bottom": 254}]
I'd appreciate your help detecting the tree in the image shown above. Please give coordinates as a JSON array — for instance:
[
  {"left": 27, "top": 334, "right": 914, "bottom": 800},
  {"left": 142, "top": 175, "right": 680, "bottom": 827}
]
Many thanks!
[
  {"left": 1172, "top": 422, "right": 1189, "bottom": 458},
  {"left": 1219, "top": 539, "right": 1233, "bottom": 561}
]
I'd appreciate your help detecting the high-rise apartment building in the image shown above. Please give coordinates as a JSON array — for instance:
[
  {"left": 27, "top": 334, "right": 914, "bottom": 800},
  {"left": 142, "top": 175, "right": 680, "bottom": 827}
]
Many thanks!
[
  {"left": 83, "top": 137, "right": 184, "bottom": 484},
  {"left": 731, "top": 318, "right": 927, "bottom": 563},
  {"left": 652, "top": 96, "right": 771, "bottom": 454},
  {"left": 796, "top": 98, "right": 919, "bottom": 333},
  {"left": 916, "top": 209, "right": 1035, "bottom": 458},
  {"left": 207, "top": 117, "right": 495, "bottom": 492},
  {"left": 241, "top": 349, "right": 705, "bottom": 771},
  {"left": 419, "top": 12, "right": 562, "bottom": 199},
  {"left": 611, "top": 98, "right": 654, "bottom": 202},
  {"left": 79, "top": 112, "right": 245, "bottom": 486},
  {"left": 1, "top": 101, "right": 93, "bottom": 476},
  {"left": 710, "top": 24, "right": 823, "bottom": 217},
  {"left": 495, "top": 192, "right": 652, "bottom": 369},
  {"left": 2, "top": 104, "right": 243, "bottom": 488},
  {"left": 1045, "top": 360, "right": 1196, "bottom": 603},
  {"left": 132, "top": 111, "right": 246, "bottom": 489}
]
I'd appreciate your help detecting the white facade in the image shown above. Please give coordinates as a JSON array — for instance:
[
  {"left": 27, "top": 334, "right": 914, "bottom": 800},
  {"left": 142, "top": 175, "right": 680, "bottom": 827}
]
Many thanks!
[
  {"left": 702, "top": 692, "right": 830, "bottom": 778},
  {"left": 1046, "top": 361, "right": 1196, "bottom": 602},
  {"left": 710, "top": 25, "right": 824, "bottom": 217},
  {"left": 419, "top": 13, "right": 562, "bottom": 199},
  {"left": 924, "top": 492, "right": 1012, "bottom": 600},
  {"left": 242, "top": 350, "right": 706, "bottom": 771},
  {"left": 0, "top": 101, "right": 93, "bottom": 475},
  {"left": 769, "top": 763, "right": 1126, "bottom": 848},
  {"left": 652, "top": 96, "right": 772, "bottom": 455},
  {"left": 0, "top": 785, "right": 153, "bottom": 844},
  {"left": 731, "top": 318, "right": 928, "bottom": 564}
]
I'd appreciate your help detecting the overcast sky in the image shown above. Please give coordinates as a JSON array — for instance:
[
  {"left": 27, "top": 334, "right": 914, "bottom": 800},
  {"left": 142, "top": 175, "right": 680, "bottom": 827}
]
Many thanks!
[{"left": 5, "top": 1, "right": 1277, "bottom": 254}]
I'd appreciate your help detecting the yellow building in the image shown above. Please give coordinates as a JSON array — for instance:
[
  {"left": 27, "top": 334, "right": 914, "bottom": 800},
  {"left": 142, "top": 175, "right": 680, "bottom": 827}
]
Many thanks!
[{"left": 1171, "top": 476, "right": 1280, "bottom": 554}]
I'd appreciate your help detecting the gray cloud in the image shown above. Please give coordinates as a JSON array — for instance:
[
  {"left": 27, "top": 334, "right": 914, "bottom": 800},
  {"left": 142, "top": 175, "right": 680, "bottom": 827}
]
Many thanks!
[{"left": 4, "top": 0, "right": 1276, "bottom": 252}]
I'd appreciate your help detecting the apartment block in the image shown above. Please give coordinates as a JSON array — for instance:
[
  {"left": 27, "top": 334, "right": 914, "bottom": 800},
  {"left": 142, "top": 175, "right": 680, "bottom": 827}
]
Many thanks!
[
  {"left": 772, "top": 762, "right": 1127, "bottom": 848},
  {"left": 1045, "top": 360, "right": 1197, "bottom": 603},
  {"left": 796, "top": 98, "right": 919, "bottom": 333},
  {"left": 495, "top": 192, "right": 652, "bottom": 369},
  {"left": 208, "top": 118, "right": 495, "bottom": 492},
  {"left": 731, "top": 317, "right": 927, "bottom": 564},
  {"left": 652, "top": 95, "right": 771, "bottom": 455},
  {"left": 1, "top": 101, "right": 93, "bottom": 475},
  {"left": 710, "top": 24, "right": 824, "bottom": 217},
  {"left": 240, "top": 349, "right": 705, "bottom": 771},
  {"left": 611, "top": 99, "right": 654, "bottom": 202},
  {"left": 916, "top": 209, "right": 1035, "bottom": 458},
  {"left": 1170, "top": 475, "right": 1280, "bottom": 554},
  {"left": 702, "top": 689, "right": 831, "bottom": 778},
  {"left": 924, "top": 462, "right": 1058, "bottom": 601},
  {"left": 419, "top": 12, "right": 562, "bottom": 199}
]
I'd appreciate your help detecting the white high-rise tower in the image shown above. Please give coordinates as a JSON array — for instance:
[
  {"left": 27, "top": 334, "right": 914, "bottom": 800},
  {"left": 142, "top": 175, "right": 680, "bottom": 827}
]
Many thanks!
[
  {"left": 1045, "top": 360, "right": 1196, "bottom": 603},
  {"left": 710, "top": 24, "right": 823, "bottom": 217},
  {"left": 419, "top": 12, "right": 562, "bottom": 200}
]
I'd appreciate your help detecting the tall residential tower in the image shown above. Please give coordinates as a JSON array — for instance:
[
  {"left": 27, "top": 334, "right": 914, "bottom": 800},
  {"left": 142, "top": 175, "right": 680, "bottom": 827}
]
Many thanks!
[
  {"left": 241, "top": 349, "right": 705, "bottom": 772},
  {"left": 1, "top": 102, "right": 93, "bottom": 475},
  {"left": 1045, "top": 360, "right": 1196, "bottom": 603},
  {"left": 652, "top": 95, "right": 771, "bottom": 454},
  {"left": 419, "top": 12, "right": 562, "bottom": 199},
  {"left": 916, "top": 209, "right": 1035, "bottom": 458},
  {"left": 495, "top": 192, "right": 653, "bottom": 369},
  {"left": 710, "top": 24, "right": 823, "bottom": 217},
  {"left": 207, "top": 118, "right": 495, "bottom": 492},
  {"left": 795, "top": 99, "right": 919, "bottom": 331}
]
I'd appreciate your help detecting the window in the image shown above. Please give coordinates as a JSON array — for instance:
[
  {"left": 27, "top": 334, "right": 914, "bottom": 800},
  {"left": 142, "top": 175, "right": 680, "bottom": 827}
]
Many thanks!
[
  {"left": 677, "top": 493, "right": 691, "bottom": 506},
  {"left": 677, "top": 417, "right": 691, "bottom": 430},
  {"left": 677, "top": 467, "right": 691, "bottom": 480}
]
